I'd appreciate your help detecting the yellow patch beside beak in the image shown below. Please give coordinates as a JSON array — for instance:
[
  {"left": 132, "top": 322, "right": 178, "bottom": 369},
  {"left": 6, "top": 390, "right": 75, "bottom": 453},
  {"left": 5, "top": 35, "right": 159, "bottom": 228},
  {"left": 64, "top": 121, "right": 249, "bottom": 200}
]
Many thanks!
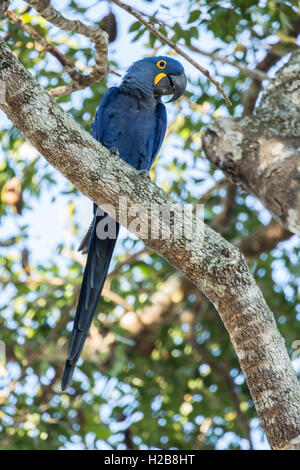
[{"left": 154, "top": 72, "right": 167, "bottom": 85}]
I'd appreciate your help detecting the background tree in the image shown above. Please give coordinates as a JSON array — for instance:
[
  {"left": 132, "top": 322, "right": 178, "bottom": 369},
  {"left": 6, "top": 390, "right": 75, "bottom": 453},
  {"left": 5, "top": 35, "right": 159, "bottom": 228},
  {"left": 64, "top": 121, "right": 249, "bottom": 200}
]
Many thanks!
[{"left": 0, "top": 0, "right": 300, "bottom": 450}]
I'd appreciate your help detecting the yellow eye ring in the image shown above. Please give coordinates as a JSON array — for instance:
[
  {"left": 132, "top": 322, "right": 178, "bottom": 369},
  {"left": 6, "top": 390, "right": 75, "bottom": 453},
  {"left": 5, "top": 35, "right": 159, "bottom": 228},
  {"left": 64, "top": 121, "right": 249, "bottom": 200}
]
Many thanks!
[{"left": 157, "top": 60, "right": 166, "bottom": 69}]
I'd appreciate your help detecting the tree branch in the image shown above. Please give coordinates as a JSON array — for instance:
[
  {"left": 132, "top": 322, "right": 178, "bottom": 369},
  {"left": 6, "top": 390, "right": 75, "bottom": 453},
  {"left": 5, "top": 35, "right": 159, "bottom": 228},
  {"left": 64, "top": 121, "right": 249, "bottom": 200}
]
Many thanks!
[
  {"left": 114, "top": 4, "right": 267, "bottom": 83},
  {"left": 242, "top": 18, "right": 300, "bottom": 114},
  {"left": 0, "top": 37, "right": 299, "bottom": 450},
  {"left": 23, "top": 0, "right": 108, "bottom": 97},
  {"left": 183, "top": 42, "right": 268, "bottom": 82}
]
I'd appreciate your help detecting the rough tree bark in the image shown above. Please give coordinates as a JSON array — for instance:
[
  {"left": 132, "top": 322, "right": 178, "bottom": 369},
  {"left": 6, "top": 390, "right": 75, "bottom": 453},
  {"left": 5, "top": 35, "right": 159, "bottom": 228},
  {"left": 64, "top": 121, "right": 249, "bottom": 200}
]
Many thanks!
[
  {"left": 0, "top": 37, "right": 300, "bottom": 449},
  {"left": 203, "top": 51, "right": 300, "bottom": 237}
]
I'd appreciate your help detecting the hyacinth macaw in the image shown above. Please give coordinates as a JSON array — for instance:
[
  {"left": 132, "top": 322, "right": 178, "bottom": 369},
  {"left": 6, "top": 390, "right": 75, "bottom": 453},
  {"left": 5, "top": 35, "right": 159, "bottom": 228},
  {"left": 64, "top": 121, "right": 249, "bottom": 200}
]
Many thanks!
[{"left": 62, "top": 57, "right": 186, "bottom": 390}]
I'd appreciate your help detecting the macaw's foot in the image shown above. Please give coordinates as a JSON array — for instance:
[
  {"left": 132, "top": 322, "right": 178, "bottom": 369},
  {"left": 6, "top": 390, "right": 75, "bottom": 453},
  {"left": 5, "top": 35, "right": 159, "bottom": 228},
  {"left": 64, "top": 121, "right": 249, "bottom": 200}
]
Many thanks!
[
  {"left": 109, "top": 146, "right": 119, "bottom": 157},
  {"left": 138, "top": 169, "right": 151, "bottom": 179}
]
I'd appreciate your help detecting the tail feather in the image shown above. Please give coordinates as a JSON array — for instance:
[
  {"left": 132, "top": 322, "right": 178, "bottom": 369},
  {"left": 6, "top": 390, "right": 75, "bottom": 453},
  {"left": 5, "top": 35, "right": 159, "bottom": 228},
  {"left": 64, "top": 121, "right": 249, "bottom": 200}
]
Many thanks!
[{"left": 62, "top": 212, "right": 119, "bottom": 391}]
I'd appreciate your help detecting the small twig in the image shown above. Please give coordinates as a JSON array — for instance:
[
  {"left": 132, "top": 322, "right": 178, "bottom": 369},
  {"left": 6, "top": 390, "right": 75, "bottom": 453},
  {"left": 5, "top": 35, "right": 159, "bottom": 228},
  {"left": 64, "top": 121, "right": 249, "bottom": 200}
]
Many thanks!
[
  {"left": 107, "top": 247, "right": 149, "bottom": 279},
  {"left": 49, "top": 83, "right": 88, "bottom": 98},
  {"left": 135, "top": 7, "right": 164, "bottom": 27},
  {"left": 242, "top": 18, "right": 300, "bottom": 114},
  {"left": 109, "top": 0, "right": 232, "bottom": 106},
  {"left": 0, "top": 379, "right": 18, "bottom": 405},
  {"left": 0, "top": 274, "right": 65, "bottom": 287},
  {"left": 236, "top": 220, "right": 292, "bottom": 259},
  {"left": 211, "top": 183, "right": 237, "bottom": 231},
  {"left": 62, "top": 247, "right": 86, "bottom": 267}
]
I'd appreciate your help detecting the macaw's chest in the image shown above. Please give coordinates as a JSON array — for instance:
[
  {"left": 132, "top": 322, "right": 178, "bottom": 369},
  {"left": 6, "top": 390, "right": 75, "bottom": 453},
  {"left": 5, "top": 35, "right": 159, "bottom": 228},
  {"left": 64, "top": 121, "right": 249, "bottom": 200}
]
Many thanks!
[{"left": 102, "top": 93, "right": 159, "bottom": 170}]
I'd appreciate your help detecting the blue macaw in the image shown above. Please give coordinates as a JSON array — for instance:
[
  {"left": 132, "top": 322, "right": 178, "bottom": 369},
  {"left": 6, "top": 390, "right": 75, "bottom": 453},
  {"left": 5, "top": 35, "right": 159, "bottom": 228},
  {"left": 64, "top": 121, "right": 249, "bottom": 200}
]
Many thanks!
[{"left": 62, "top": 56, "right": 186, "bottom": 390}]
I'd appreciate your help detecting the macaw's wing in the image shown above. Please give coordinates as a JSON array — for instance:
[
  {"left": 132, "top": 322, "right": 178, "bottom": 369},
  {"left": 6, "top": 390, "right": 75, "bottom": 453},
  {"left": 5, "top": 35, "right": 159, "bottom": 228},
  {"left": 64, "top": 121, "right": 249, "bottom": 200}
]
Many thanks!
[{"left": 149, "top": 101, "right": 167, "bottom": 169}]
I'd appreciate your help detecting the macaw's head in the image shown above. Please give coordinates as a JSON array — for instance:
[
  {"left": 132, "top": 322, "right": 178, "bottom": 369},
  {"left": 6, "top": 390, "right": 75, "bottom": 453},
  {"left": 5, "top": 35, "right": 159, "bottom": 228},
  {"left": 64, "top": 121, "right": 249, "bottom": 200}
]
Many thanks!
[{"left": 121, "top": 56, "right": 186, "bottom": 102}]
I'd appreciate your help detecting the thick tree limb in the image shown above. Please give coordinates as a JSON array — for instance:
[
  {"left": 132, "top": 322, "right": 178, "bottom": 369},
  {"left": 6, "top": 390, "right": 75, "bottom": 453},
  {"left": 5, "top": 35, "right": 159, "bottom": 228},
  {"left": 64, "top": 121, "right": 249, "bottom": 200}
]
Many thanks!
[
  {"left": 0, "top": 37, "right": 300, "bottom": 450},
  {"left": 203, "top": 50, "right": 300, "bottom": 237}
]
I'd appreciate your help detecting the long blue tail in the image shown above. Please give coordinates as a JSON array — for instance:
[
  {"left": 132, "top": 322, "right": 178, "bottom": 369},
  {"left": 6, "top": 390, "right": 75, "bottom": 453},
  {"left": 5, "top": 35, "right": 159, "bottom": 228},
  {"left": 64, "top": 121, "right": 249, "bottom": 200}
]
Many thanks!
[{"left": 62, "top": 207, "right": 119, "bottom": 391}]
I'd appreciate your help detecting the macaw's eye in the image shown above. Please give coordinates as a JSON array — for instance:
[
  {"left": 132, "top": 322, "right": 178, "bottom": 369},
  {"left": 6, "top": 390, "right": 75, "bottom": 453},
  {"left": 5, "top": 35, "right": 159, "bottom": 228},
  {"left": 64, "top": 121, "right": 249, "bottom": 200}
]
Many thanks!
[{"left": 157, "top": 60, "right": 166, "bottom": 69}]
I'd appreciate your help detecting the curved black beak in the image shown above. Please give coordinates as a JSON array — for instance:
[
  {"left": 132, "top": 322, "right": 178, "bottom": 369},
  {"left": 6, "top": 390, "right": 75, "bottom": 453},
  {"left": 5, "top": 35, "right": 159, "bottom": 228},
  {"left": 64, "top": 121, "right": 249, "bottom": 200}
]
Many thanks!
[{"left": 154, "top": 71, "right": 187, "bottom": 102}]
